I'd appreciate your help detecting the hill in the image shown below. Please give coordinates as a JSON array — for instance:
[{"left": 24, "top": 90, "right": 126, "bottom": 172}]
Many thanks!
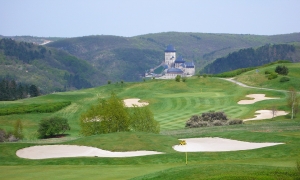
[
  {"left": 0, "top": 38, "right": 106, "bottom": 93},
  {"left": 46, "top": 32, "right": 300, "bottom": 82},
  {"left": 202, "top": 43, "right": 300, "bottom": 74},
  {"left": 0, "top": 66, "right": 300, "bottom": 179},
  {"left": 235, "top": 62, "right": 300, "bottom": 91},
  {"left": 1, "top": 60, "right": 300, "bottom": 135}
]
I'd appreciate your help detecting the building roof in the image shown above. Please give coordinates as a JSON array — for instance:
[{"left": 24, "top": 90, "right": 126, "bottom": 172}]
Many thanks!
[
  {"left": 175, "top": 56, "right": 185, "bottom": 63},
  {"left": 167, "top": 68, "right": 183, "bottom": 74},
  {"left": 185, "top": 61, "right": 195, "bottom": 68},
  {"left": 165, "top": 44, "right": 176, "bottom": 52},
  {"left": 163, "top": 64, "right": 168, "bottom": 69}
]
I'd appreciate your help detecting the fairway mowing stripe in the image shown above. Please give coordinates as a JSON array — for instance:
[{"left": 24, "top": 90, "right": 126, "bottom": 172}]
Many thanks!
[
  {"left": 170, "top": 98, "right": 177, "bottom": 110},
  {"left": 208, "top": 98, "right": 217, "bottom": 105},
  {"left": 176, "top": 97, "right": 187, "bottom": 110},
  {"left": 189, "top": 97, "right": 197, "bottom": 108}
]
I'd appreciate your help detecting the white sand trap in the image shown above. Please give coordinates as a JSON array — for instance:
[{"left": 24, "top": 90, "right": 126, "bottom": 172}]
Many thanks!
[
  {"left": 173, "top": 137, "right": 283, "bottom": 152},
  {"left": 123, "top": 98, "right": 149, "bottom": 107},
  {"left": 243, "top": 110, "right": 288, "bottom": 121},
  {"left": 16, "top": 145, "right": 164, "bottom": 159},
  {"left": 238, "top": 94, "right": 279, "bottom": 104}
]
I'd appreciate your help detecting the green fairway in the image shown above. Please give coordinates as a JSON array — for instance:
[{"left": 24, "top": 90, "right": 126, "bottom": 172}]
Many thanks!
[{"left": 0, "top": 64, "right": 300, "bottom": 179}]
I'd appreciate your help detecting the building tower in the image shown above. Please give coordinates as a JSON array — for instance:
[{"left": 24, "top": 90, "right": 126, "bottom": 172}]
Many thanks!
[{"left": 165, "top": 44, "right": 176, "bottom": 68}]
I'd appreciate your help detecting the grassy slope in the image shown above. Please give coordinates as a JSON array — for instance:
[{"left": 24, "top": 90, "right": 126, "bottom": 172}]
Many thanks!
[
  {"left": 235, "top": 62, "right": 300, "bottom": 91},
  {"left": 0, "top": 66, "right": 300, "bottom": 179}
]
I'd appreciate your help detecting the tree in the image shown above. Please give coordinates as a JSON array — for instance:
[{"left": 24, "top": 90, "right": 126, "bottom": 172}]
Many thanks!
[
  {"left": 80, "top": 92, "right": 130, "bottom": 136},
  {"left": 29, "top": 85, "right": 40, "bottom": 97},
  {"left": 38, "top": 117, "right": 70, "bottom": 138},
  {"left": 287, "top": 87, "right": 299, "bottom": 119},
  {"left": 13, "top": 119, "right": 23, "bottom": 140},
  {"left": 175, "top": 75, "right": 181, "bottom": 82},
  {"left": 271, "top": 106, "right": 277, "bottom": 119},
  {"left": 129, "top": 105, "right": 160, "bottom": 133},
  {"left": 275, "top": 65, "right": 289, "bottom": 75}
]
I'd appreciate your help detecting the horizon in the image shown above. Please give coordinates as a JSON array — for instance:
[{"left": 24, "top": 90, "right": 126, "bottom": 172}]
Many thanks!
[
  {"left": 1, "top": 0, "right": 300, "bottom": 38},
  {"left": 1, "top": 31, "right": 300, "bottom": 39}
]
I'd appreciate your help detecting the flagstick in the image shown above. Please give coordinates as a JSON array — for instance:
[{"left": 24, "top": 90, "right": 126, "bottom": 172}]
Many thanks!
[{"left": 185, "top": 148, "right": 187, "bottom": 165}]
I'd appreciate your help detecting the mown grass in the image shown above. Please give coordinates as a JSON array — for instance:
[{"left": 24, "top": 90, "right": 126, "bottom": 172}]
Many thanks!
[
  {"left": 1, "top": 76, "right": 289, "bottom": 136},
  {"left": 0, "top": 119, "right": 300, "bottom": 179},
  {"left": 0, "top": 64, "right": 300, "bottom": 179}
]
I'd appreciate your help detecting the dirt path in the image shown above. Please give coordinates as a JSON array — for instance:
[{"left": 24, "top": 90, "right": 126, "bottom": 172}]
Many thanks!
[{"left": 221, "top": 78, "right": 287, "bottom": 93}]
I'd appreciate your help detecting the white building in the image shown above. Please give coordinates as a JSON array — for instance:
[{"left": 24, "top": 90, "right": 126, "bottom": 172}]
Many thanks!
[{"left": 163, "top": 45, "right": 195, "bottom": 78}]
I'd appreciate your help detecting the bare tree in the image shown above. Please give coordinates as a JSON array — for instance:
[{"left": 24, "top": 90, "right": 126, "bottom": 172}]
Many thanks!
[
  {"left": 271, "top": 106, "right": 277, "bottom": 119},
  {"left": 287, "top": 87, "right": 299, "bottom": 119}
]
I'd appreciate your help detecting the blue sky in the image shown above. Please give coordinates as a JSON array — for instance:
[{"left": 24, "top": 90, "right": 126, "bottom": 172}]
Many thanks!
[{"left": 1, "top": 0, "right": 299, "bottom": 37}]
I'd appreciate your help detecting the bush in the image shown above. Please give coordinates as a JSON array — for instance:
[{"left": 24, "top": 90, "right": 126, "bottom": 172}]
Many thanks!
[
  {"left": 212, "top": 120, "right": 224, "bottom": 126},
  {"left": 267, "top": 72, "right": 278, "bottom": 80},
  {"left": 0, "top": 101, "right": 71, "bottom": 116},
  {"left": 0, "top": 129, "right": 6, "bottom": 142},
  {"left": 80, "top": 92, "right": 160, "bottom": 136},
  {"left": 228, "top": 119, "right": 243, "bottom": 125},
  {"left": 186, "top": 112, "right": 243, "bottom": 128},
  {"left": 265, "top": 70, "right": 271, "bottom": 74},
  {"left": 279, "top": 77, "right": 290, "bottom": 82},
  {"left": 13, "top": 119, "right": 23, "bottom": 140},
  {"left": 175, "top": 75, "right": 181, "bottom": 82},
  {"left": 275, "top": 65, "right": 289, "bottom": 75},
  {"left": 129, "top": 106, "right": 160, "bottom": 133},
  {"left": 38, "top": 117, "right": 70, "bottom": 138}
]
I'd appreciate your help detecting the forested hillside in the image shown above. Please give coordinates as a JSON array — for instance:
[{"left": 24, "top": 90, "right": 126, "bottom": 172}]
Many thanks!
[
  {"left": 46, "top": 32, "right": 300, "bottom": 81},
  {"left": 2, "top": 32, "right": 300, "bottom": 88},
  {"left": 202, "top": 44, "right": 300, "bottom": 74},
  {"left": 0, "top": 38, "right": 106, "bottom": 94}
]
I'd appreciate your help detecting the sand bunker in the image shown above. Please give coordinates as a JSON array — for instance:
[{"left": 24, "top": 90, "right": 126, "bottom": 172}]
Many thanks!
[
  {"left": 16, "top": 145, "right": 163, "bottom": 159},
  {"left": 238, "top": 94, "right": 279, "bottom": 104},
  {"left": 243, "top": 110, "right": 288, "bottom": 121},
  {"left": 123, "top": 98, "right": 149, "bottom": 107},
  {"left": 173, "top": 137, "right": 283, "bottom": 152}
]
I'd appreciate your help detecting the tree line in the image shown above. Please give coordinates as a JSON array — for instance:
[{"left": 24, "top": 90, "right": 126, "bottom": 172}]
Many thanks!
[
  {"left": 0, "top": 78, "right": 39, "bottom": 101},
  {"left": 202, "top": 44, "right": 295, "bottom": 74},
  {"left": 0, "top": 38, "right": 48, "bottom": 64}
]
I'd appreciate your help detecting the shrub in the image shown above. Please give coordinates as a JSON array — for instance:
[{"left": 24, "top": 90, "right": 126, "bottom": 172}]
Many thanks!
[
  {"left": 279, "top": 77, "right": 290, "bottom": 82},
  {"left": 13, "top": 119, "right": 23, "bottom": 140},
  {"left": 0, "top": 129, "right": 6, "bottom": 142},
  {"left": 212, "top": 120, "right": 224, "bottom": 126},
  {"left": 186, "top": 112, "right": 231, "bottom": 128},
  {"left": 129, "top": 106, "right": 160, "bottom": 133},
  {"left": 267, "top": 72, "right": 278, "bottom": 80},
  {"left": 107, "top": 80, "right": 111, "bottom": 84},
  {"left": 265, "top": 70, "right": 271, "bottom": 74},
  {"left": 175, "top": 75, "right": 181, "bottom": 82},
  {"left": 228, "top": 119, "right": 243, "bottom": 125},
  {"left": 182, "top": 77, "right": 187, "bottom": 82},
  {"left": 38, "top": 117, "right": 70, "bottom": 138},
  {"left": 186, "top": 112, "right": 243, "bottom": 128},
  {"left": 0, "top": 101, "right": 71, "bottom": 116},
  {"left": 275, "top": 65, "right": 289, "bottom": 75}
]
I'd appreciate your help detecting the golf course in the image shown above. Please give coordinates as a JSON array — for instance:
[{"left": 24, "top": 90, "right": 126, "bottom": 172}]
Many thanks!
[{"left": 0, "top": 62, "right": 300, "bottom": 179}]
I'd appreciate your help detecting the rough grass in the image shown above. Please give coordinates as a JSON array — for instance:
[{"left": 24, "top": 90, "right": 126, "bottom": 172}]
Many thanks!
[{"left": 235, "top": 63, "right": 300, "bottom": 91}]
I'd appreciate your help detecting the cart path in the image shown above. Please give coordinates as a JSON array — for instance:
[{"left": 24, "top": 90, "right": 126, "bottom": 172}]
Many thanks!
[{"left": 220, "top": 78, "right": 287, "bottom": 93}]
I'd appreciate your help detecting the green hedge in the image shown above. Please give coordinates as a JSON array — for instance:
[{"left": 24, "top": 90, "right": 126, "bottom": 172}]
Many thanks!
[{"left": 0, "top": 101, "right": 71, "bottom": 116}]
